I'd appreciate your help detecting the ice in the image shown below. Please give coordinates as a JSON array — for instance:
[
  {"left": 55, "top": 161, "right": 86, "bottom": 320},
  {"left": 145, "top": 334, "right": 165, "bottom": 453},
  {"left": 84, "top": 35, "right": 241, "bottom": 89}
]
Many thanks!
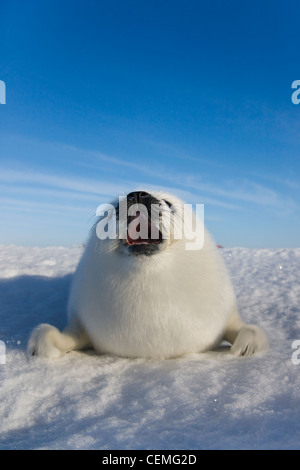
[{"left": 0, "top": 245, "right": 300, "bottom": 449}]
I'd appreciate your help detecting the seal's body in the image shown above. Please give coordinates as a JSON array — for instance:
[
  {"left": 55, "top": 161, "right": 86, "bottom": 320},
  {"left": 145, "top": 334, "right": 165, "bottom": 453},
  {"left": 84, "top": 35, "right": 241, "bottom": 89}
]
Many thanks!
[{"left": 28, "top": 190, "right": 268, "bottom": 359}]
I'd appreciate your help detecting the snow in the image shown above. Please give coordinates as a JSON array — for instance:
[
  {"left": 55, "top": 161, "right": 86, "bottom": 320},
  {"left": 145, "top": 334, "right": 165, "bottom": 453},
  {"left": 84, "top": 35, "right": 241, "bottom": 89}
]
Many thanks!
[{"left": 0, "top": 244, "right": 300, "bottom": 449}]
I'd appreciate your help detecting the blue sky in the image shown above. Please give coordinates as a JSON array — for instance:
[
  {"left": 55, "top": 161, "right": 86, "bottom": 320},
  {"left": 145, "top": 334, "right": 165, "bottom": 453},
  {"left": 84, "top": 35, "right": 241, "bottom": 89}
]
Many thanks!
[{"left": 0, "top": 0, "right": 300, "bottom": 247}]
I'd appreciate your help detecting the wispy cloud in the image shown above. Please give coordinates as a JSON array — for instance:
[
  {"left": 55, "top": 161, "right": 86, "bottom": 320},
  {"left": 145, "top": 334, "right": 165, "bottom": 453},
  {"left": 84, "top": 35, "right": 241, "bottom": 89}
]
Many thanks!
[
  {"left": 0, "top": 184, "right": 103, "bottom": 203},
  {"left": 0, "top": 197, "right": 90, "bottom": 216},
  {"left": 61, "top": 142, "right": 295, "bottom": 211},
  {"left": 1, "top": 135, "right": 298, "bottom": 221},
  {"left": 0, "top": 168, "right": 128, "bottom": 197},
  {"left": 150, "top": 171, "right": 298, "bottom": 213}
]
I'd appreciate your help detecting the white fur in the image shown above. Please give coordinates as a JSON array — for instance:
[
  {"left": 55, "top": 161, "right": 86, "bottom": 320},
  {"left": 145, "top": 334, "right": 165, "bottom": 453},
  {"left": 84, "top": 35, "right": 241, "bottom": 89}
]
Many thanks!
[{"left": 28, "top": 190, "right": 268, "bottom": 359}]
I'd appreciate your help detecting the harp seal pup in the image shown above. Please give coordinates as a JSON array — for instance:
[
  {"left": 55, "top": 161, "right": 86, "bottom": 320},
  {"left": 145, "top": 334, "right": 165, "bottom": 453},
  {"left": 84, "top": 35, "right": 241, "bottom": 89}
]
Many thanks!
[{"left": 28, "top": 190, "right": 268, "bottom": 359}]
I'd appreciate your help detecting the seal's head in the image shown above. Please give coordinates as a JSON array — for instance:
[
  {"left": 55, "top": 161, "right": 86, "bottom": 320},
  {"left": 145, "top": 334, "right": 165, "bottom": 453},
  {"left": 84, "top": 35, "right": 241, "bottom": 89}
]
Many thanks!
[
  {"left": 120, "top": 191, "right": 164, "bottom": 256},
  {"left": 96, "top": 190, "right": 182, "bottom": 257},
  {"left": 119, "top": 190, "right": 177, "bottom": 257}
]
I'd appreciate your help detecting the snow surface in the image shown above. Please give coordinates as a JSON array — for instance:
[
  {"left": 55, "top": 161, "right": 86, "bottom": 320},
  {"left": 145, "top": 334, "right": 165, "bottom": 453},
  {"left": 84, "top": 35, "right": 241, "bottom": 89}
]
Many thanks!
[{"left": 0, "top": 244, "right": 300, "bottom": 450}]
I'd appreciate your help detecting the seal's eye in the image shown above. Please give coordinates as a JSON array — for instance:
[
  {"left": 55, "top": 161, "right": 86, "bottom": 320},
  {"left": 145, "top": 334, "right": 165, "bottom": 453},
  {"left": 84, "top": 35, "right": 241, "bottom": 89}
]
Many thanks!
[{"left": 164, "top": 200, "right": 174, "bottom": 211}]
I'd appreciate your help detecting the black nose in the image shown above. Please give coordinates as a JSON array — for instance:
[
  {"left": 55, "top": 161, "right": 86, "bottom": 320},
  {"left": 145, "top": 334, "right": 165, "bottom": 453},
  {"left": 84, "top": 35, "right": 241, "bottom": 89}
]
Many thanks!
[{"left": 127, "top": 191, "right": 151, "bottom": 203}]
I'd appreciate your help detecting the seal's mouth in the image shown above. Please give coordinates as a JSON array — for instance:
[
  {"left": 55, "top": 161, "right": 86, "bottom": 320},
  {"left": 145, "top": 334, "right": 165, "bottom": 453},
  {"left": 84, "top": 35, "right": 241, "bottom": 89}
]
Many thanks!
[
  {"left": 125, "top": 211, "right": 163, "bottom": 256},
  {"left": 126, "top": 211, "right": 163, "bottom": 246},
  {"left": 113, "top": 191, "right": 168, "bottom": 256}
]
